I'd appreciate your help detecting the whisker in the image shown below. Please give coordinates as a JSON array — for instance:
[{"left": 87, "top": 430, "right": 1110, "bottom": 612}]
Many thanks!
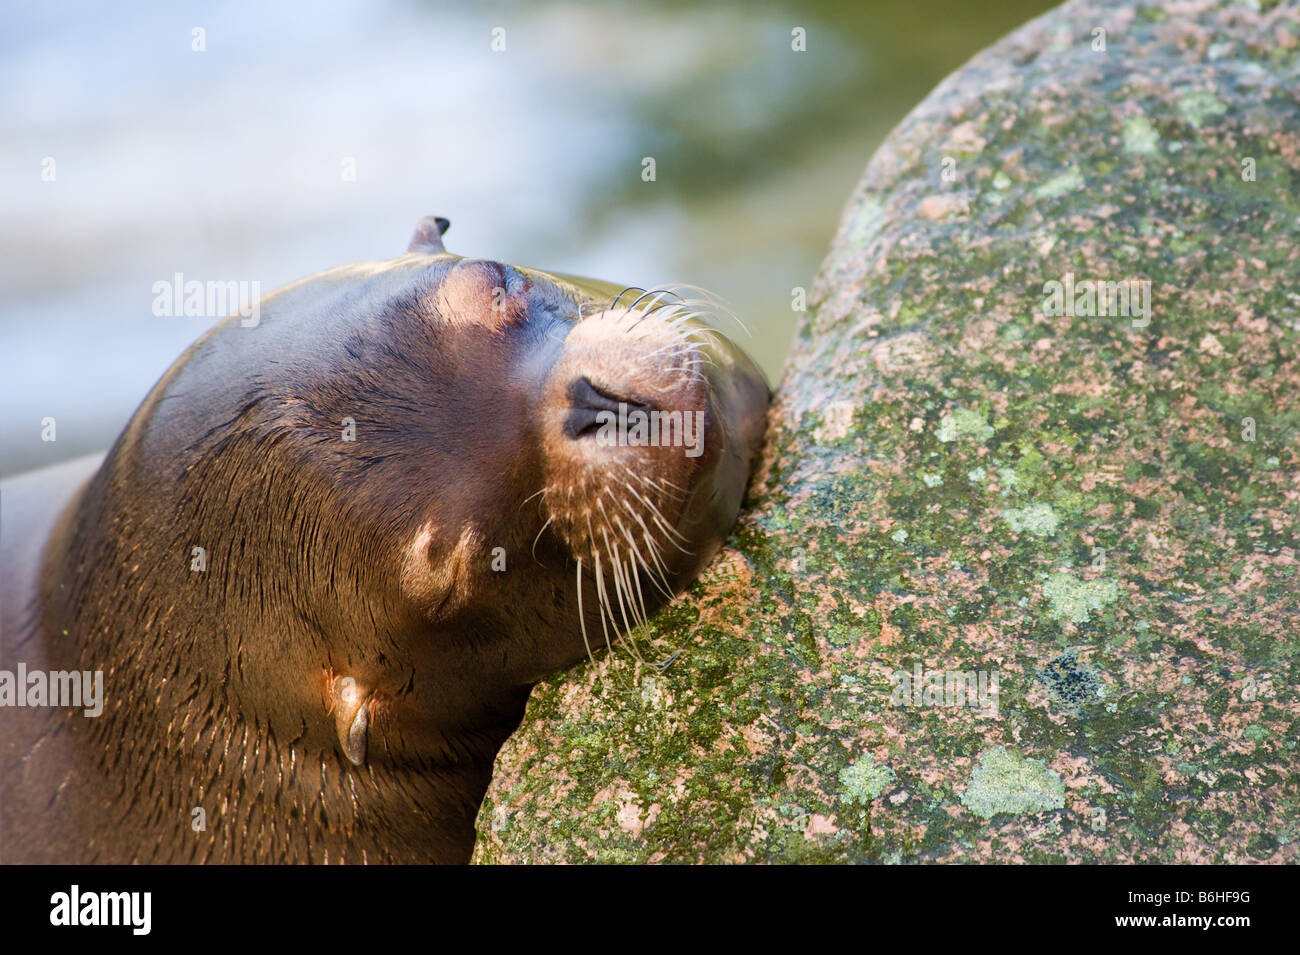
[
  {"left": 618, "top": 477, "right": 692, "bottom": 549},
  {"left": 575, "top": 558, "right": 595, "bottom": 664},
  {"left": 608, "top": 287, "right": 647, "bottom": 312},
  {"left": 615, "top": 505, "right": 673, "bottom": 599},
  {"left": 531, "top": 513, "right": 555, "bottom": 562},
  {"left": 591, "top": 540, "right": 615, "bottom": 655},
  {"left": 614, "top": 512, "right": 669, "bottom": 612},
  {"left": 604, "top": 533, "right": 646, "bottom": 663},
  {"left": 597, "top": 504, "right": 637, "bottom": 636},
  {"left": 620, "top": 462, "right": 687, "bottom": 498},
  {"left": 519, "top": 485, "right": 548, "bottom": 511}
]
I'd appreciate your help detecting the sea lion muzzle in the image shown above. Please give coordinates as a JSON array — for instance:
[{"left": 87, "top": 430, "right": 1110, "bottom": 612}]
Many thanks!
[{"left": 535, "top": 291, "right": 766, "bottom": 659}]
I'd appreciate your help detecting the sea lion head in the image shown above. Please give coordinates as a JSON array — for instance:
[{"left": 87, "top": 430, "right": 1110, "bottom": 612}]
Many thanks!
[{"left": 394, "top": 216, "right": 770, "bottom": 660}]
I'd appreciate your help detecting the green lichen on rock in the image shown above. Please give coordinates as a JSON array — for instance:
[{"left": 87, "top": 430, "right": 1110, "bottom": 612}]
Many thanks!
[
  {"left": 1031, "top": 166, "right": 1085, "bottom": 200},
  {"left": 1177, "top": 91, "right": 1228, "bottom": 129},
  {"left": 1042, "top": 572, "right": 1119, "bottom": 623},
  {"left": 1001, "top": 502, "right": 1060, "bottom": 537},
  {"left": 474, "top": 0, "right": 1300, "bottom": 865},
  {"left": 1122, "top": 114, "right": 1160, "bottom": 155},
  {"left": 937, "top": 408, "right": 995, "bottom": 443},
  {"left": 961, "top": 747, "right": 1067, "bottom": 819},
  {"left": 840, "top": 755, "right": 896, "bottom": 805}
]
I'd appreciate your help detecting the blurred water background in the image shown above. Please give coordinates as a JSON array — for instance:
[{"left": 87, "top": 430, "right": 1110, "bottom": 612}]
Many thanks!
[{"left": 0, "top": 0, "right": 1054, "bottom": 477}]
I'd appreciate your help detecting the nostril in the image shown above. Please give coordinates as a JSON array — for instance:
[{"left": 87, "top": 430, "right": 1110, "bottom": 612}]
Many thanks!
[
  {"left": 564, "top": 405, "right": 607, "bottom": 440},
  {"left": 564, "top": 377, "right": 652, "bottom": 440},
  {"left": 568, "top": 377, "right": 646, "bottom": 413}
]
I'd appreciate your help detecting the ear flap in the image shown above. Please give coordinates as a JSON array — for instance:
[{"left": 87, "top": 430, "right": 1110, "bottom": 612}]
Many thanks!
[{"left": 408, "top": 216, "right": 451, "bottom": 254}]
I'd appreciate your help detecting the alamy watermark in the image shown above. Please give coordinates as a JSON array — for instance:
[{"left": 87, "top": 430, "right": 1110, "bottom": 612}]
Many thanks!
[
  {"left": 890, "top": 663, "right": 1000, "bottom": 718},
  {"left": 50, "top": 885, "right": 150, "bottom": 935},
  {"left": 152, "top": 273, "right": 262, "bottom": 327},
  {"left": 593, "top": 403, "right": 705, "bottom": 458},
  {"left": 1041, "top": 271, "right": 1150, "bottom": 327},
  {"left": 0, "top": 665, "right": 103, "bottom": 717}
]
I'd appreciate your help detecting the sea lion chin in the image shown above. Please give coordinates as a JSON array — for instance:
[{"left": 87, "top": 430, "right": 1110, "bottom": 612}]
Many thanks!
[{"left": 0, "top": 215, "right": 770, "bottom": 864}]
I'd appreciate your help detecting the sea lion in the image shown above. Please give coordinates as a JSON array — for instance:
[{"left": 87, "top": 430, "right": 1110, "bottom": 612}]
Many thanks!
[{"left": 0, "top": 216, "right": 770, "bottom": 864}]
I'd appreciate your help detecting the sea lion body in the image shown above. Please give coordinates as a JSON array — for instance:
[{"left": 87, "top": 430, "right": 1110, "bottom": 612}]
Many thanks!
[{"left": 0, "top": 219, "right": 769, "bottom": 863}]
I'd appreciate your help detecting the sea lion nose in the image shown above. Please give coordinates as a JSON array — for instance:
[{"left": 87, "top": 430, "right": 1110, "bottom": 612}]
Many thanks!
[{"left": 563, "top": 377, "right": 652, "bottom": 440}]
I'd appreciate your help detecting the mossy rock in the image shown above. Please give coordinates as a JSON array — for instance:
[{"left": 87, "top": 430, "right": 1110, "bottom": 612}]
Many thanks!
[{"left": 474, "top": 0, "right": 1300, "bottom": 864}]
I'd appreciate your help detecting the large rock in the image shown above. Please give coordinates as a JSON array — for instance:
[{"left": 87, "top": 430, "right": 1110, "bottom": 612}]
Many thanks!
[{"left": 474, "top": 0, "right": 1300, "bottom": 864}]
